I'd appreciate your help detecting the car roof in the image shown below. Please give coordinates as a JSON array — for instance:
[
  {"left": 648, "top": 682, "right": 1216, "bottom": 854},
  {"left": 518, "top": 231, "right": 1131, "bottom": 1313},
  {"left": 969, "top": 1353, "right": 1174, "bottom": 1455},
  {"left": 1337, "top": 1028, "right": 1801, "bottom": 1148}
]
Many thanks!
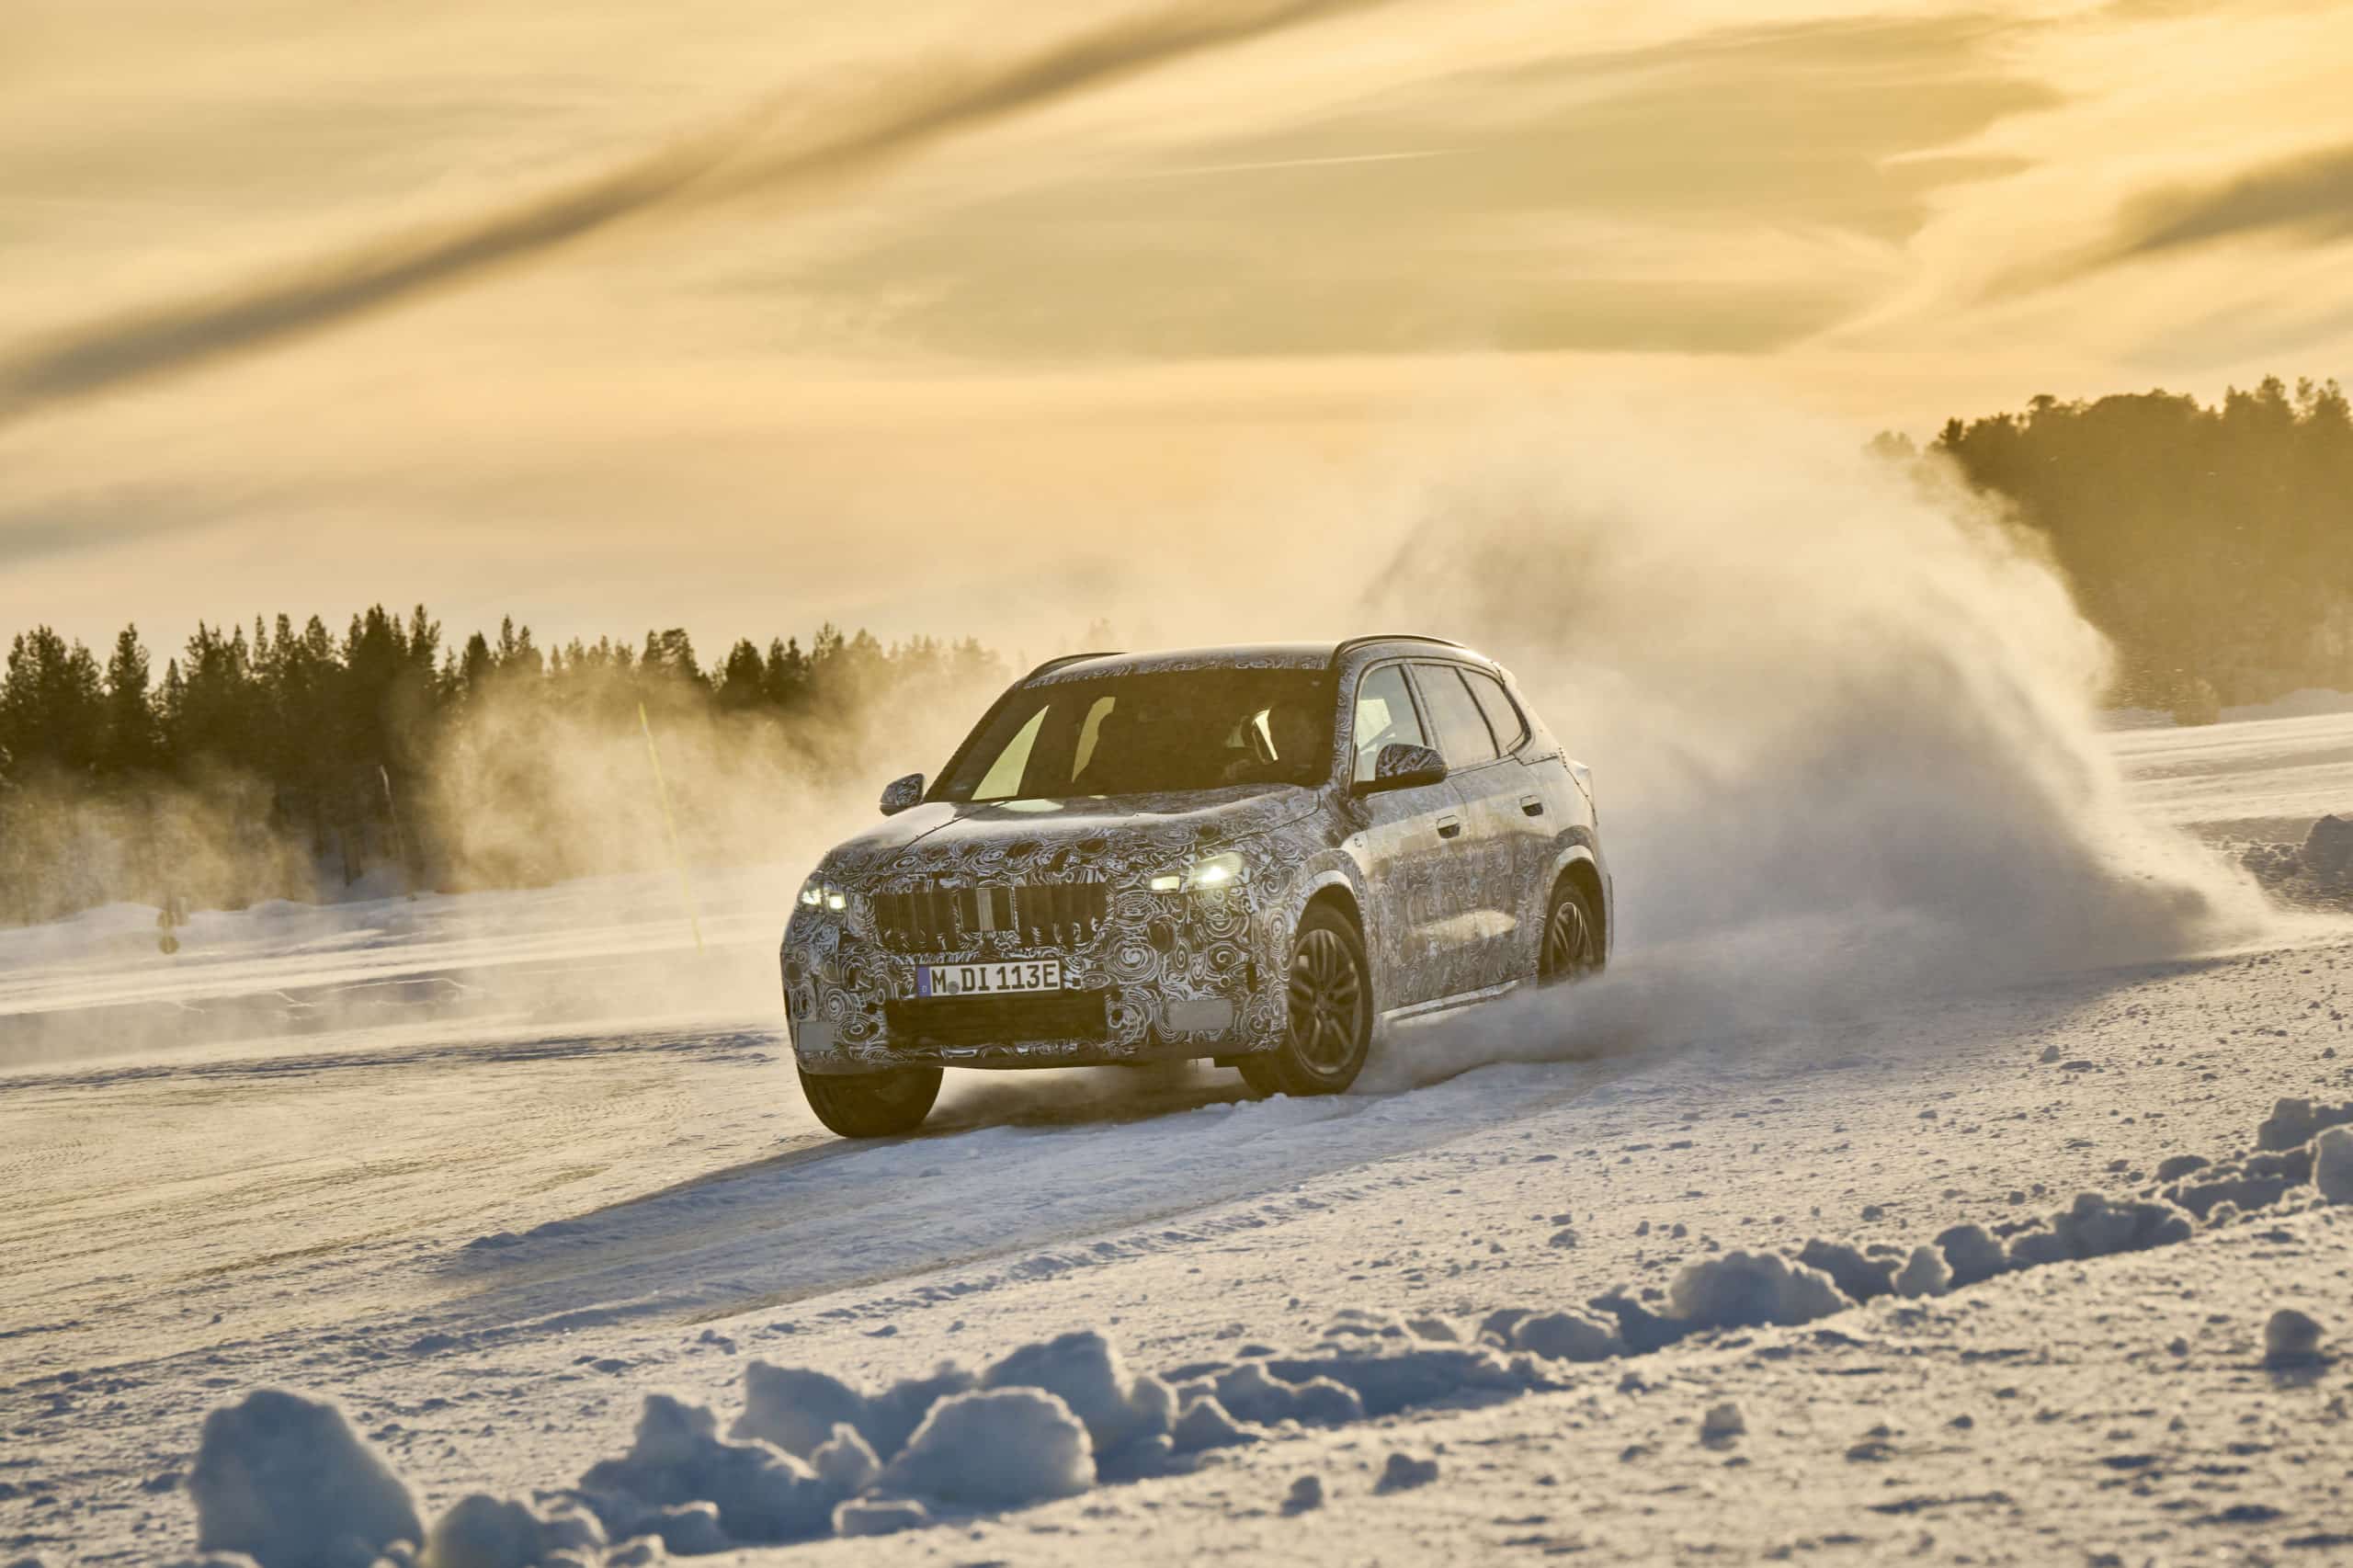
[{"left": 1021, "top": 636, "right": 1484, "bottom": 686}]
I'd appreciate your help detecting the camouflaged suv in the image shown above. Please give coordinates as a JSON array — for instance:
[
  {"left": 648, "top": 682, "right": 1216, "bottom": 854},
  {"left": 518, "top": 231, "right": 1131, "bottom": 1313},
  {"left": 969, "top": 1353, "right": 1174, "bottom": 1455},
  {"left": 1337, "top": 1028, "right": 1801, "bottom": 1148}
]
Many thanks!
[{"left": 780, "top": 635, "right": 1611, "bottom": 1136}]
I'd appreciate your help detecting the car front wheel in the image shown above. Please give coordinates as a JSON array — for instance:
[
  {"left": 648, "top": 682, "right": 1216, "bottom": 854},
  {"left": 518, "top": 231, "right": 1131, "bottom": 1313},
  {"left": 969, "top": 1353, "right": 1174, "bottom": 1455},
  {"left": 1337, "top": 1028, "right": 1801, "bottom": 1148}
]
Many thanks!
[
  {"left": 1239, "top": 903, "right": 1372, "bottom": 1097},
  {"left": 799, "top": 1063, "right": 942, "bottom": 1138}
]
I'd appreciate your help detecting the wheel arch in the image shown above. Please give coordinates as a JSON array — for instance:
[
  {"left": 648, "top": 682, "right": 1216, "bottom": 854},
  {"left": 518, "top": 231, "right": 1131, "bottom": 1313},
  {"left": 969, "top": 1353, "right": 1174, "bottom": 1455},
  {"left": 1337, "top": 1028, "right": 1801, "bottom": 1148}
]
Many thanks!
[{"left": 1545, "top": 846, "right": 1610, "bottom": 961}]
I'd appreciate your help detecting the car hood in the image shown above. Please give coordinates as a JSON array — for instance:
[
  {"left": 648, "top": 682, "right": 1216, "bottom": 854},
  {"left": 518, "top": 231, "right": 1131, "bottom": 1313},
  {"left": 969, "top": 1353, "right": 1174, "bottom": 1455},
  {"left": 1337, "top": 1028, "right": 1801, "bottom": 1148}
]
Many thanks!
[{"left": 822, "top": 783, "right": 1324, "bottom": 885}]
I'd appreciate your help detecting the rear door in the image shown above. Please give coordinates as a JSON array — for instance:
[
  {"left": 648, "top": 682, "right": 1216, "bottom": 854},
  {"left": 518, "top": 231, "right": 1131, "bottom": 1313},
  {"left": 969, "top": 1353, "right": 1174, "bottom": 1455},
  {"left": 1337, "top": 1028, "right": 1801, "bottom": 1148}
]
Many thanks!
[
  {"left": 1345, "top": 661, "right": 1462, "bottom": 1009},
  {"left": 1457, "top": 664, "right": 1558, "bottom": 972},
  {"left": 1408, "top": 662, "right": 1521, "bottom": 993}
]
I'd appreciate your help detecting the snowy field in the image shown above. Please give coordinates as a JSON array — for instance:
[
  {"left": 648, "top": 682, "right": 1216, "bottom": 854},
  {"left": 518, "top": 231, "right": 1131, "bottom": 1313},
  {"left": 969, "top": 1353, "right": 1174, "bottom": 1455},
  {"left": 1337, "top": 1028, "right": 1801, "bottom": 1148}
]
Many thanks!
[{"left": 5, "top": 714, "right": 2352, "bottom": 1565}]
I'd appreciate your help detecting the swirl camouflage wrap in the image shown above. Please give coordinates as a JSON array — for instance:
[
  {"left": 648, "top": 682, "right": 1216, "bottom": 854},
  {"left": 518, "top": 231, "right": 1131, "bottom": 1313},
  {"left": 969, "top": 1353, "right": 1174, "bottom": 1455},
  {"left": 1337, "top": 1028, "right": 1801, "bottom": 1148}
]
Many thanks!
[{"left": 780, "top": 639, "right": 1613, "bottom": 1076}]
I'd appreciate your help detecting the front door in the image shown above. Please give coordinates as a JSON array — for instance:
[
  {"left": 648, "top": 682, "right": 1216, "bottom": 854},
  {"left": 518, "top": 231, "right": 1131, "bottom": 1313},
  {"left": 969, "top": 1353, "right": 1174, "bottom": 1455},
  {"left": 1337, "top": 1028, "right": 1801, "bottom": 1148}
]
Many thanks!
[
  {"left": 1345, "top": 661, "right": 1472, "bottom": 1008},
  {"left": 1408, "top": 661, "right": 1522, "bottom": 994}
]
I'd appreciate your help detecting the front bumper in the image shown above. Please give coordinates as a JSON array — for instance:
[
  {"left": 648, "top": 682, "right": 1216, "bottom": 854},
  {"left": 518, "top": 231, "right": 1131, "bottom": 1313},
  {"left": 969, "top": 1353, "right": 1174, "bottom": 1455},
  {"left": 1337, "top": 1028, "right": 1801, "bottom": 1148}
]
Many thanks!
[{"left": 781, "top": 880, "right": 1290, "bottom": 1074}]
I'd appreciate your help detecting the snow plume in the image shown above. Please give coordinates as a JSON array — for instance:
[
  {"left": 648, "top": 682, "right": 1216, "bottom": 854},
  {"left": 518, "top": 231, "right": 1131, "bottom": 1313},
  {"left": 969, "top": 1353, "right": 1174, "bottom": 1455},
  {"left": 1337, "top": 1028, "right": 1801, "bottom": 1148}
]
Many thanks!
[
  {"left": 0, "top": 0, "right": 1392, "bottom": 419},
  {"left": 1351, "top": 403, "right": 2266, "bottom": 1086}
]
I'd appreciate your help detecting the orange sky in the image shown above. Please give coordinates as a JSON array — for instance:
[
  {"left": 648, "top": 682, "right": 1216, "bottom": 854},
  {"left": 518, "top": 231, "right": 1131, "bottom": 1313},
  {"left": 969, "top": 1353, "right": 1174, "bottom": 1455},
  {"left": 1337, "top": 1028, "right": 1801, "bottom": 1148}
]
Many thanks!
[{"left": 6, "top": 0, "right": 2351, "bottom": 657}]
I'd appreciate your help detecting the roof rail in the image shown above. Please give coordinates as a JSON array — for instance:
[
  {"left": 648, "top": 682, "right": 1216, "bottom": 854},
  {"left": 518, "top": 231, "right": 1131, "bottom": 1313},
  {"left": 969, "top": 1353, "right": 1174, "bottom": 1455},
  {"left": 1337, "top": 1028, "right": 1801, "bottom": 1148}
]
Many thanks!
[
  {"left": 1021, "top": 650, "right": 1125, "bottom": 681},
  {"left": 1329, "top": 633, "right": 1468, "bottom": 665}
]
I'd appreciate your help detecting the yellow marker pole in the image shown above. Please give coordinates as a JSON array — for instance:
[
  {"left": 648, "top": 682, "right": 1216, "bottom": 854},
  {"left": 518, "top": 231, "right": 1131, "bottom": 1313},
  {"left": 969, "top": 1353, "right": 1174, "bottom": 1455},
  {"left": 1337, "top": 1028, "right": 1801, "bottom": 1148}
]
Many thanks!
[{"left": 639, "top": 701, "right": 705, "bottom": 954}]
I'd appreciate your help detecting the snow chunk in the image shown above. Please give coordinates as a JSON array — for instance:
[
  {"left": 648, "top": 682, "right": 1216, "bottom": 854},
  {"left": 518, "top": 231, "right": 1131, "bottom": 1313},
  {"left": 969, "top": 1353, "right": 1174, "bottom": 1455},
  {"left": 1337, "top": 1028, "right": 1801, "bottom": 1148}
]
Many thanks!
[
  {"left": 1259, "top": 1345, "right": 1546, "bottom": 1417},
  {"left": 579, "top": 1393, "right": 836, "bottom": 1545},
  {"left": 1282, "top": 1476, "right": 1324, "bottom": 1515},
  {"left": 2165, "top": 1146, "right": 2313, "bottom": 1219},
  {"left": 2256, "top": 1097, "right": 2353, "bottom": 1153},
  {"left": 2005, "top": 1193, "right": 2192, "bottom": 1267},
  {"left": 1796, "top": 1239, "right": 1899, "bottom": 1303},
  {"left": 733, "top": 1361, "right": 974, "bottom": 1463},
  {"left": 1212, "top": 1361, "right": 1364, "bottom": 1426},
  {"left": 1510, "top": 1310, "right": 1626, "bottom": 1363},
  {"left": 809, "top": 1425, "right": 880, "bottom": 1497},
  {"left": 422, "top": 1495, "right": 602, "bottom": 1568},
  {"left": 642, "top": 1503, "right": 725, "bottom": 1556},
  {"left": 880, "top": 1388, "right": 1095, "bottom": 1508},
  {"left": 1893, "top": 1245, "right": 1951, "bottom": 1299},
  {"left": 1934, "top": 1224, "right": 2009, "bottom": 1288},
  {"left": 2313, "top": 1128, "right": 2353, "bottom": 1204},
  {"left": 982, "top": 1331, "right": 1170, "bottom": 1460},
  {"left": 1375, "top": 1452, "right": 1439, "bottom": 1493},
  {"left": 1699, "top": 1403, "right": 1745, "bottom": 1444},
  {"left": 190, "top": 1389, "right": 423, "bottom": 1568},
  {"left": 2265, "top": 1309, "right": 2325, "bottom": 1367},
  {"left": 1666, "top": 1251, "right": 1851, "bottom": 1331},
  {"left": 1169, "top": 1396, "right": 1254, "bottom": 1453},
  {"left": 833, "top": 1497, "right": 929, "bottom": 1538}
]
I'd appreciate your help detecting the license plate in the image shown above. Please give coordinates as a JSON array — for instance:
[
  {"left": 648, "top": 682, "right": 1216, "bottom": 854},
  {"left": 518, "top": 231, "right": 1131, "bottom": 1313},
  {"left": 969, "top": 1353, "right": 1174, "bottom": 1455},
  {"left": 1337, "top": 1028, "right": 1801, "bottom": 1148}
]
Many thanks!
[{"left": 917, "top": 960, "right": 1063, "bottom": 997}]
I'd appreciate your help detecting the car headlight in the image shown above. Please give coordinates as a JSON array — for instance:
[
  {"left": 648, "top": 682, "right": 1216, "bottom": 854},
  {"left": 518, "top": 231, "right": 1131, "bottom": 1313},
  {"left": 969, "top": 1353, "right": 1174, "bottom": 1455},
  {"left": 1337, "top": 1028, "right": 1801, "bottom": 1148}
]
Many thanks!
[
  {"left": 798, "top": 875, "right": 850, "bottom": 913},
  {"left": 1149, "top": 851, "right": 1247, "bottom": 893}
]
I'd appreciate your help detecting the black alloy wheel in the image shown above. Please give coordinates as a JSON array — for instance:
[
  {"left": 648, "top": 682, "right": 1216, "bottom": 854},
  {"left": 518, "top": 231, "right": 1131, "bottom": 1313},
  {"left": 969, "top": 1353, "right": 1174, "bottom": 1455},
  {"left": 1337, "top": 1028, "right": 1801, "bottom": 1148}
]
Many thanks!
[
  {"left": 799, "top": 1063, "right": 942, "bottom": 1138},
  {"left": 1238, "top": 903, "right": 1372, "bottom": 1097}
]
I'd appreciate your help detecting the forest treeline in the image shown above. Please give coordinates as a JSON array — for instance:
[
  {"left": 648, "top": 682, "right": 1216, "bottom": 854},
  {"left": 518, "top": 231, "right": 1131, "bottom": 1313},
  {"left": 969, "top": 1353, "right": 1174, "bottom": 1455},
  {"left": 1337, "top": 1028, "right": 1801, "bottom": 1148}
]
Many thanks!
[
  {"left": 0, "top": 612, "right": 1007, "bottom": 925},
  {"left": 1915, "top": 373, "right": 2353, "bottom": 719},
  {"left": 2, "top": 375, "right": 2349, "bottom": 923}
]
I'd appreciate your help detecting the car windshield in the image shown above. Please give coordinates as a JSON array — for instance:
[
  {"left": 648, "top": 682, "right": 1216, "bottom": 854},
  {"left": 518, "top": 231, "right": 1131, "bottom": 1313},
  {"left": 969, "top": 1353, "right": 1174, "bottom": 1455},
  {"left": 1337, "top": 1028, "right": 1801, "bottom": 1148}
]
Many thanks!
[{"left": 937, "top": 666, "right": 1336, "bottom": 801}]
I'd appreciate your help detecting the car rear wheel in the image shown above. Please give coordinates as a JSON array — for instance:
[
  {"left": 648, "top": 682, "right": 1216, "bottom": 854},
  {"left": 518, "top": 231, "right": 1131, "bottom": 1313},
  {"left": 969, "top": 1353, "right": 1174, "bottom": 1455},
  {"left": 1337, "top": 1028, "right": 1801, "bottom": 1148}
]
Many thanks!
[
  {"left": 799, "top": 1063, "right": 942, "bottom": 1138},
  {"left": 1538, "top": 877, "right": 1604, "bottom": 985},
  {"left": 1238, "top": 903, "right": 1371, "bottom": 1097}
]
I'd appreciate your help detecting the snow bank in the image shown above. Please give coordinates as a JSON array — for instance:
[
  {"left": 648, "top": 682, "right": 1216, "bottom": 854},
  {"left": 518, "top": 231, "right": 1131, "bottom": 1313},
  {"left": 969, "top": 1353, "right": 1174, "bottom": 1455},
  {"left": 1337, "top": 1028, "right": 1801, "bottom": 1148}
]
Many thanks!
[
  {"left": 1893, "top": 1244, "right": 1951, "bottom": 1299},
  {"left": 1665, "top": 1250, "right": 1852, "bottom": 1331},
  {"left": 833, "top": 1497, "right": 929, "bottom": 1538},
  {"left": 878, "top": 1388, "right": 1095, "bottom": 1508},
  {"left": 2312, "top": 1127, "right": 2353, "bottom": 1204},
  {"left": 1509, "top": 1309, "right": 1626, "bottom": 1362},
  {"left": 189, "top": 1389, "right": 422, "bottom": 1568},
  {"left": 1796, "top": 1239, "right": 1900, "bottom": 1303},
  {"left": 1260, "top": 1345, "right": 1546, "bottom": 1418},
  {"left": 577, "top": 1393, "right": 839, "bottom": 1545},
  {"left": 981, "top": 1330, "right": 1172, "bottom": 1463},
  {"left": 1168, "top": 1396, "right": 1254, "bottom": 1453},
  {"left": 2256, "top": 1097, "right": 2353, "bottom": 1152},
  {"left": 2005, "top": 1193, "right": 2192, "bottom": 1267},
  {"left": 1933, "top": 1223, "right": 2010, "bottom": 1288},
  {"left": 732, "top": 1360, "right": 973, "bottom": 1461},
  {"left": 420, "top": 1494, "right": 602, "bottom": 1568},
  {"left": 2163, "top": 1146, "right": 2311, "bottom": 1219},
  {"left": 1208, "top": 1360, "right": 1364, "bottom": 1426}
]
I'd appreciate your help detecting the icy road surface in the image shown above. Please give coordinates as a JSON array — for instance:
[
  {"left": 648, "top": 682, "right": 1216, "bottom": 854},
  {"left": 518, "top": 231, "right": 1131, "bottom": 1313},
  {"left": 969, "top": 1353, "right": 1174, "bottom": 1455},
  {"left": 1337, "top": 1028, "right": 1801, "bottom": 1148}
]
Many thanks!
[{"left": 3, "top": 713, "right": 2350, "bottom": 1562}]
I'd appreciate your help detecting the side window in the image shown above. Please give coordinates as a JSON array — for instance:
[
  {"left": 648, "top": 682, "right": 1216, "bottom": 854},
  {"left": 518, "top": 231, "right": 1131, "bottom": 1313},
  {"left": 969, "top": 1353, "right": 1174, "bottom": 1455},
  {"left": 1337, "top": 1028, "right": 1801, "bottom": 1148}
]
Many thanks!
[
  {"left": 972, "top": 703, "right": 1049, "bottom": 800},
  {"left": 1413, "top": 664, "right": 1499, "bottom": 768},
  {"left": 1461, "top": 668, "right": 1529, "bottom": 754},
  {"left": 1350, "top": 664, "right": 1428, "bottom": 784}
]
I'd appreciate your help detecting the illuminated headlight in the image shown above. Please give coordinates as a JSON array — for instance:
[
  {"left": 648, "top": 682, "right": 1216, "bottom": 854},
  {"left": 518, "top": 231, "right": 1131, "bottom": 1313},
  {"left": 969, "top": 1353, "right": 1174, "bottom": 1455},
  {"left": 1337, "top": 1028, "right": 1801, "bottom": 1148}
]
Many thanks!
[
  {"left": 1149, "top": 852, "right": 1247, "bottom": 894},
  {"left": 798, "top": 876, "right": 850, "bottom": 913}
]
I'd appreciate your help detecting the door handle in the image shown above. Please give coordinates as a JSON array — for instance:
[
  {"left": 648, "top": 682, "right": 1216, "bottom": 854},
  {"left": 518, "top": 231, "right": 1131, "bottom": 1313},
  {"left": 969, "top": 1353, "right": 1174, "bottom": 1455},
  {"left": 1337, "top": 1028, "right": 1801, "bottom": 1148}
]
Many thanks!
[
  {"left": 1436, "top": 814, "right": 1462, "bottom": 840},
  {"left": 1520, "top": 794, "right": 1545, "bottom": 817}
]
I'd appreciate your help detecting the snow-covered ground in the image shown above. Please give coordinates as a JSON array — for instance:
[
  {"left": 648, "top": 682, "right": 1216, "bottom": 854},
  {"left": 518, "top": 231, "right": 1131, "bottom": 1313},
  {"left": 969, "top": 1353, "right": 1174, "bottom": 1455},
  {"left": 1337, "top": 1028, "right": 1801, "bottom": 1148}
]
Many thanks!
[{"left": 5, "top": 716, "right": 2351, "bottom": 1565}]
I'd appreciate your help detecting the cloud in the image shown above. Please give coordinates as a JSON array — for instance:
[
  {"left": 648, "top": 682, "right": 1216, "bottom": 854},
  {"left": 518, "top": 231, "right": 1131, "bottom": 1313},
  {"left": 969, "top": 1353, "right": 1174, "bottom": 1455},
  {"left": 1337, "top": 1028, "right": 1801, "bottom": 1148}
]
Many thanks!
[
  {"left": 0, "top": 0, "right": 1394, "bottom": 420},
  {"left": 2103, "top": 140, "right": 2353, "bottom": 261},
  {"left": 778, "top": 13, "right": 2055, "bottom": 358}
]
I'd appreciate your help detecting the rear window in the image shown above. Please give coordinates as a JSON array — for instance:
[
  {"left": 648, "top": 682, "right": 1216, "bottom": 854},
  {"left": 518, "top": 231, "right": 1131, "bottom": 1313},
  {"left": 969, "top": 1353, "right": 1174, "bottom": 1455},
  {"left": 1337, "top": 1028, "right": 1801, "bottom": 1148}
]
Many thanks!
[
  {"left": 1461, "top": 667, "right": 1529, "bottom": 753},
  {"left": 1413, "top": 664, "right": 1499, "bottom": 767}
]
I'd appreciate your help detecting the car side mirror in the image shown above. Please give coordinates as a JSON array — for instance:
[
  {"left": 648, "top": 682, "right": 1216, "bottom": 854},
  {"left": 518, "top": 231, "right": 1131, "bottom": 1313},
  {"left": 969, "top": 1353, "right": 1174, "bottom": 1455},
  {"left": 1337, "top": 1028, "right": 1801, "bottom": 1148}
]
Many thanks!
[
  {"left": 1355, "top": 743, "right": 1448, "bottom": 794},
  {"left": 879, "top": 773, "right": 926, "bottom": 816}
]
